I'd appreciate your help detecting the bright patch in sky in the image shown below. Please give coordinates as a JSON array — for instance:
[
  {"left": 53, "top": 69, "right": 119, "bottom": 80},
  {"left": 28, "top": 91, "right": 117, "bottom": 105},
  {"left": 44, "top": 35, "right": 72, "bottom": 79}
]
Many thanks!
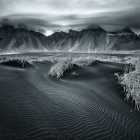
[{"left": 45, "top": 31, "right": 53, "bottom": 36}]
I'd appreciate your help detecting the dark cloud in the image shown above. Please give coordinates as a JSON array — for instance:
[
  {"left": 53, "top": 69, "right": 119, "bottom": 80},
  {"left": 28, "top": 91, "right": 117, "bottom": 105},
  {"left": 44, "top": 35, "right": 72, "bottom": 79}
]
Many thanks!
[
  {"left": 85, "top": 25, "right": 99, "bottom": 29},
  {"left": 1, "top": 18, "right": 12, "bottom": 26},
  {"left": 37, "top": 28, "right": 46, "bottom": 34},
  {"left": 18, "top": 24, "right": 28, "bottom": 30}
]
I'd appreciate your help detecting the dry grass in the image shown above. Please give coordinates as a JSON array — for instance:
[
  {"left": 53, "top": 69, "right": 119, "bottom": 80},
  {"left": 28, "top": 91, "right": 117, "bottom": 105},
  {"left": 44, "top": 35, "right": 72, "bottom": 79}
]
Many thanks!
[
  {"left": 47, "top": 54, "right": 124, "bottom": 78},
  {"left": 48, "top": 59, "right": 74, "bottom": 78},
  {"left": 115, "top": 56, "right": 140, "bottom": 110},
  {"left": 0, "top": 56, "right": 33, "bottom": 68}
]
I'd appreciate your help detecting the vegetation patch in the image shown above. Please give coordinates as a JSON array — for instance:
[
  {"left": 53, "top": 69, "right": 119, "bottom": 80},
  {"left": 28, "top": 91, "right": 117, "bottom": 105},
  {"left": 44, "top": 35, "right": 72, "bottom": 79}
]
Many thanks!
[
  {"left": 0, "top": 58, "right": 33, "bottom": 68},
  {"left": 115, "top": 57, "right": 140, "bottom": 111},
  {"left": 71, "top": 71, "right": 79, "bottom": 77},
  {"left": 48, "top": 60, "right": 74, "bottom": 78}
]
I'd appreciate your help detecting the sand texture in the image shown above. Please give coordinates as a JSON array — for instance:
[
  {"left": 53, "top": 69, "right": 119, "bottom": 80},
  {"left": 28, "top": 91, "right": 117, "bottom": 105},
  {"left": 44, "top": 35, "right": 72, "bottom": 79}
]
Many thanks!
[{"left": 0, "top": 57, "right": 140, "bottom": 140}]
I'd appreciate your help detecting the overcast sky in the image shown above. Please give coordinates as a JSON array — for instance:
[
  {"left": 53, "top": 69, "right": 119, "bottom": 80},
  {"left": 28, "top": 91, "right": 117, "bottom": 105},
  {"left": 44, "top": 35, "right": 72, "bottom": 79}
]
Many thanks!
[{"left": 0, "top": 0, "right": 140, "bottom": 36}]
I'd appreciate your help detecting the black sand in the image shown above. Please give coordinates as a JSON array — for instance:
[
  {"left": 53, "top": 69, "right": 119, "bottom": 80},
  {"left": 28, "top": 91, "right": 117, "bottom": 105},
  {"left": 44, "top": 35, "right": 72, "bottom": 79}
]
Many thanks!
[{"left": 0, "top": 59, "right": 140, "bottom": 140}]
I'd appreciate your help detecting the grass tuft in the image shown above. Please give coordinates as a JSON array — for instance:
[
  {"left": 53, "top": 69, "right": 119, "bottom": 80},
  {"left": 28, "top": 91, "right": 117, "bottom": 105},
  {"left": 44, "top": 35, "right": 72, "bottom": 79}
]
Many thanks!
[
  {"left": 48, "top": 60, "right": 74, "bottom": 78},
  {"left": 115, "top": 57, "right": 140, "bottom": 111},
  {"left": 0, "top": 57, "right": 33, "bottom": 68}
]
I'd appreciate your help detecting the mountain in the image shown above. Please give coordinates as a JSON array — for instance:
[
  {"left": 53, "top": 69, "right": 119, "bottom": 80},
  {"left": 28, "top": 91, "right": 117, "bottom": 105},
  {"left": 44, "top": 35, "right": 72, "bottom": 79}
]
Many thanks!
[
  {"left": 0, "top": 27, "right": 47, "bottom": 52},
  {"left": 0, "top": 26, "right": 140, "bottom": 52},
  {"left": 0, "top": 26, "right": 14, "bottom": 41},
  {"left": 106, "top": 30, "right": 140, "bottom": 51}
]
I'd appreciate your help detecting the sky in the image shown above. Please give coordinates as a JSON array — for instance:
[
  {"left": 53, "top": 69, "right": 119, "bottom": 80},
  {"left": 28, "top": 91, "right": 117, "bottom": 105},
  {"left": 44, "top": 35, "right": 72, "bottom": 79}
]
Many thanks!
[{"left": 0, "top": 0, "right": 140, "bottom": 36}]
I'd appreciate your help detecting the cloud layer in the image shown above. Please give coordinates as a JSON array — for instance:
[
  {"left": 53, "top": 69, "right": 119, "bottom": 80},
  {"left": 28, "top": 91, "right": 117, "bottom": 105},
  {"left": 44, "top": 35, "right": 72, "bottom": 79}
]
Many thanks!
[{"left": 0, "top": 0, "right": 140, "bottom": 35}]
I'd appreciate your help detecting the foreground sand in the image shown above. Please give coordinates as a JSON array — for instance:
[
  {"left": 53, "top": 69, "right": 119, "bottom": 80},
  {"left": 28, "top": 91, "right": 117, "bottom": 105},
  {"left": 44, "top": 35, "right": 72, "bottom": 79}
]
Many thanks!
[{"left": 0, "top": 60, "right": 140, "bottom": 140}]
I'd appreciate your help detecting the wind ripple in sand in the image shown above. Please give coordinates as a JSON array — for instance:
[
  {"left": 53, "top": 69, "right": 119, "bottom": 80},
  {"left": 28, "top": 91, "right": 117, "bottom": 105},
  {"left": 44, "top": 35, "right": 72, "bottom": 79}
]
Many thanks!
[{"left": 0, "top": 61, "right": 140, "bottom": 140}]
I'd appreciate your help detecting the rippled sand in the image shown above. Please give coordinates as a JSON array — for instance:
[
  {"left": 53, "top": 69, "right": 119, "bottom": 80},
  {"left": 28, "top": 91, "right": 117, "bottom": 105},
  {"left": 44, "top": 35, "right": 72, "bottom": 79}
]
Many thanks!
[{"left": 0, "top": 55, "right": 140, "bottom": 140}]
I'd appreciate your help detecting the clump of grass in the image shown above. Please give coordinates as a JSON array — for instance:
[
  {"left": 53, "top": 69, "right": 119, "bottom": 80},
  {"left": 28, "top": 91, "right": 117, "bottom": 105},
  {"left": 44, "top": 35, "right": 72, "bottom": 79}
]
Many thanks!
[
  {"left": 0, "top": 57, "right": 33, "bottom": 68},
  {"left": 48, "top": 56, "right": 97, "bottom": 78},
  {"left": 72, "top": 57, "right": 96, "bottom": 66},
  {"left": 115, "top": 57, "right": 140, "bottom": 111},
  {"left": 71, "top": 71, "right": 79, "bottom": 77},
  {"left": 48, "top": 60, "right": 74, "bottom": 78}
]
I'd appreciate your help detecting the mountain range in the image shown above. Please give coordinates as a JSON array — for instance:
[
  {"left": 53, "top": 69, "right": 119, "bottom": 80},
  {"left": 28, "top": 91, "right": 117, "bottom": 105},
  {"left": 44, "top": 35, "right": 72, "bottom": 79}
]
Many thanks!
[{"left": 0, "top": 26, "right": 140, "bottom": 52}]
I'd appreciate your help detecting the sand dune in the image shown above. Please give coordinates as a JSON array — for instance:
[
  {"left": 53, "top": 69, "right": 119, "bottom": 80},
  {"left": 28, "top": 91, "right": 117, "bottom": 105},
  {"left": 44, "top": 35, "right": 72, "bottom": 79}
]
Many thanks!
[{"left": 0, "top": 59, "right": 140, "bottom": 140}]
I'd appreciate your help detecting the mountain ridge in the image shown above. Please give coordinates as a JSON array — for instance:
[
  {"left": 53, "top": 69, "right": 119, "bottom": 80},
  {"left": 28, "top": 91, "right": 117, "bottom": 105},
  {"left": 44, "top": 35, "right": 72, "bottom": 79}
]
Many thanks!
[{"left": 0, "top": 26, "right": 140, "bottom": 52}]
